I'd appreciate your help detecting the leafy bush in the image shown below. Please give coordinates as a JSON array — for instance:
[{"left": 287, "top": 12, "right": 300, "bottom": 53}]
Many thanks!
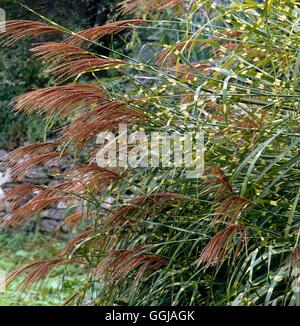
[
  {"left": 0, "top": 0, "right": 300, "bottom": 306},
  {"left": 0, "top": 0, "right": 118, "bottom": 145}
]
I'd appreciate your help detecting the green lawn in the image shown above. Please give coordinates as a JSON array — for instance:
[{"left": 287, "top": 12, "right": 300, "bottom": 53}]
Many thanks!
[{"left": 0, "top": 231, "right": 83, "bottom": 306}]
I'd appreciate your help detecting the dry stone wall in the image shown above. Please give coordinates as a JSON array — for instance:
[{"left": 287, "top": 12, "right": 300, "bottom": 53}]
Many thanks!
[{"left": 0, "top": 147, "right": 72, "bottom": 233}]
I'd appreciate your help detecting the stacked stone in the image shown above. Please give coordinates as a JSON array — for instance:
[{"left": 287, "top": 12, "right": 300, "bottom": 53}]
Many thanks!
[{"left": 0, "top": 147, "right": 72, "bottom": 233}]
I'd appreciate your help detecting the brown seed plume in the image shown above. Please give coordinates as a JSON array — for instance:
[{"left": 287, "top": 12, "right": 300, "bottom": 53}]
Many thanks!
[
  {"left": 196, "top": 225, "right": 248, "bottom": 270},
  {"left": 10, "top": 152, "right": 64, "bottom": 180},
  {"left": 2, "top": 166, "right": 115, "bottom": 227},
  {"left": 5, "top": 153, "right": 65, "bottom": 181},
  {"left": 3, "top": 164, "right": 117, "bottom": 228},
  {"left": 4, "top": 258, "right": 76, "bottom": 290},
  {"left": 107, "top": 192, "right": 182, "bottom": 227},
  {"left": 56, "top": 165, "right": 119, "bottom": 195},
  {"left": 65, "top": 20, "right": 146, "bottom": 47},
  {"left": 59, "top": 211, "right": 85, "bottom": 232},
  {"left": 0, "top": 20, "right": 62, "bottom": 46},
  {"left": 96, "top": 246, "right": 167, "bottom": 282},
  {"left": 1, "top": 184, "right": 46, "bottom": 210},
  {"left": 3, "top": 142, "right": 59, "bottom": 163},
  {"left": 3, "top": 193, "right": 68, "bottom": 227},
  {"left": 30, "top": 42, "right": 93, "bottom": 65},
  {"left": 213, "top": 195, "right": 251, "bottom": 225},
  {"left": 47, "top": 58, "right": 127, "bottom": 83},
  {"left": 13, "top": 84, "right": 107, "bottom": 117},
  {"left": 61, "top": 101, "right": 146, "bottom": 146},
  {"left": 119, "top": 0, "right": 184, "bottom": 16},
  {"left": 205, "top": 166, "right": 233, "bottom": 202},
  {"left": 70, "top": 165, "right": 119, "bottom": 190},
  {"left": 3, "top": 142, "right": 63, "bottom": 180},
  {"left": 61, "top": 227, "right": 95, "bottom": 255}
]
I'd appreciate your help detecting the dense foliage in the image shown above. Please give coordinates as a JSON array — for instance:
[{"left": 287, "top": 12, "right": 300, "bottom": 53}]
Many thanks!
[
  {"left": 0, "top": 0, "right": 299, "bottom": 306},
  {"left": 0, "top": 0, "right": 118, "bottom": 145}
]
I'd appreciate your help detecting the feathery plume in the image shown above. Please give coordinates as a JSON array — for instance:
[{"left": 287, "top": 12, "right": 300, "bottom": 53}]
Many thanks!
[
  {"left": 59, "top": 211, "right": 85, "bottom": 232},
  {"left": 119, "top": 0, "right": 184, "bottom": 16},
  {"left": 0, "top": 20, "right": 62, "bottom": 46},
  {"left": 61, "top": 101, "right": 146, "bottom": 146},
  {"left": 1, "top": 164, "right": 115, "bottom": 227},
  {"left": 3, "top": 193, "right": 68, "bottom": 227},
  {"left": 61, "top": 227, "right": 94, "bottom": 255},
  {"left": 47, "top": 58, "right": 126, "bottom": 83},
  {"left": 68, "top": 165, "right": 119, "bottom": 192},
  {"left": 2, "top": 166, "right": 114, "bottom": 226},
  {"left": 213, "top": 195, "right": 251, "bottom": 225},
  {"left": 9, "top": 152, "right": 64, "bottom": 180},
  {"left": 55, "top": 165, "right": 119, "bottom": 195},
  {"left": 3, "top": 142, "right": 59, "bottom": 163},
  {"left": 30, "top": 42, "right": 93, "bottom": 66},
  {"left": 96, "top": 246, "right": 167, "bottom": 282},
  {"left": 3, "top": 142, "right": 64, "bottom": 180},
  {"left": 107, "top": 192, "right": 182, "bottom": 226},
  {"left": 4, "top": 258, "right": 76, "bottom": 290},
  {"left": 13, "top": 84, "right": 107, "bottom": 117},
  {"left": 196, "top": 225, "right": 248, "bottom": 270},
  {"left": 65, "top": 20, "right": 146, "bottom": 47},
  {"left": 1, "top": 184, "right": 46, "bottom": 210},
  {"left": 205, "top": 166, "right": 233, "bottom": 202}
]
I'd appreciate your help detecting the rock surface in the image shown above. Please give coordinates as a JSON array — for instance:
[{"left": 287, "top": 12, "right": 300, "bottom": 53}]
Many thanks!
[{"left": 0, "top": 146, "right": 73, "bottom": 233}]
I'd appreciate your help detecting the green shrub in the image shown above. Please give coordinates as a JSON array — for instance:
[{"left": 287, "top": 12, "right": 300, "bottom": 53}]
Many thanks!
[
  {"left": 0, "top": 0, "right": 119, "bottom": 145},
  {"left": 0, "top": 42, "right": 48, "bottom": 145}
]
